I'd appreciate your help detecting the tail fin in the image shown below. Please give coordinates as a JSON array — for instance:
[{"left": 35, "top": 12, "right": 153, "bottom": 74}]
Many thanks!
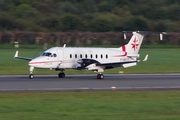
[{"left": 120, "top": 32, "right": 144, "bottom": 54}]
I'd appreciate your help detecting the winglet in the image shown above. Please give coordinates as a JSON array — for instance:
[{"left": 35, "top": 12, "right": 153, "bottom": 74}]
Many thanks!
[
  {"left": 137, "top": 54, "right": 148, "bottom": 62},
  {"left": 14, "top": 51, "right": 32, "bottom": 61},
  {"left": 143, "top": 54, "right": 148, "bottom": 62},
  {"left": 14, "top": 51, "right": 18, "bottom": 58},
  {"left": 160, "top": 32, "right": 167, "bottom": 40}
]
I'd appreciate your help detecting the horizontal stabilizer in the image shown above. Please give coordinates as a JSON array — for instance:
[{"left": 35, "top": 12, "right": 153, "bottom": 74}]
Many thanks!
[
  {"left": 123, "top": 31, "right": 167, "bottom": 40},
  {"left": 127, "top": 54, "right": 140, "bottom": 58},
  {"left": 123, "top": 62, "right": 137, "bottom": 68}
]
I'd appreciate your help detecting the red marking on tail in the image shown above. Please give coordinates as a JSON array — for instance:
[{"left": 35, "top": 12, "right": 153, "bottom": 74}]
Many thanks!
[
  {"left": 113, "top": 52, "right": 127, "bottom": 57},
  {"left": 122, "top": 46, "right": 126, "bottom": 52},
  {"left": 131, "top": 37, "right": 139, "bottom": 51}
]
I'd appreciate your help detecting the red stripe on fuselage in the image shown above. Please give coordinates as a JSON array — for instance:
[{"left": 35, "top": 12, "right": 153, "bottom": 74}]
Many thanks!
[
  {"left": 28, "top": 60, "right": 75, "bottom": 65},
  {"left": 29, "top": 60, "right": 61, "bottom": 64}
]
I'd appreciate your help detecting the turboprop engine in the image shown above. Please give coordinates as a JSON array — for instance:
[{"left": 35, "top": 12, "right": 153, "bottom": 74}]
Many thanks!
[{"left": 77, "top": 59, "right": 100, "bottom": 69}]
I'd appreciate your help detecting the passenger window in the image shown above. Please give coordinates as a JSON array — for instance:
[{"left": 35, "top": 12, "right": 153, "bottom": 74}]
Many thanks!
[
  {"left": 91, "top": 54, "right": 93, "bottom": 58},
  {"left": 96, "top": 54, "right": 98, "bottom": 59},
  {"left": 80, "top": 54, "right": 82, "bottom": 58},
  {"left": 85, "top": 54, "right": 87, "bottom": 58},
  {"left": 106, "top": 54, "right": 108, "bottom": 59},
  {"left": 75, "top": 54, "right": 77, "bottom": 58},
  {"left": 101, "top": 54, "right": 103, "bottom": 59},
  {"left": 70, "top": 54, "right": 72, "bottom": 58}
]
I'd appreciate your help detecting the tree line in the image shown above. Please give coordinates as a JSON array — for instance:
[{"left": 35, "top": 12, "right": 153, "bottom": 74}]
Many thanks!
[
  {"left": 0, "top": 0, "right": 180, "bottom": 46},
  {"left": 0, "top": 0, "right": 180, "bottom": 32}
]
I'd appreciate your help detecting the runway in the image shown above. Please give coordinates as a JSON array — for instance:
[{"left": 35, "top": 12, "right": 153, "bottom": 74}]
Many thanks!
[{"left": 0, "top": 74, "right": 180, "bottom": 92}]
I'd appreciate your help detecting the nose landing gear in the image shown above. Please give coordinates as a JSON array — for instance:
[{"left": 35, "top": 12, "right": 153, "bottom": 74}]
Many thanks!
[{"left": 29, "top": 66, "right": 34, "bottom": 79}]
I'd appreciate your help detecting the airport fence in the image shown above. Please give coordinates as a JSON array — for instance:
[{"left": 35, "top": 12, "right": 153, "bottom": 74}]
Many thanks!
[{"left": 0, "top": 31, "right": 179, "bottom": 48}]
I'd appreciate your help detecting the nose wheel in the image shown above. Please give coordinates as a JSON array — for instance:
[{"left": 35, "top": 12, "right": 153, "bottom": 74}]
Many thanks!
[
  {"left": 29, "top": 74, "right": 34, "bottom": 79},
  {"left": 97, "top": 73, "right": 104, "bottom": 79}
]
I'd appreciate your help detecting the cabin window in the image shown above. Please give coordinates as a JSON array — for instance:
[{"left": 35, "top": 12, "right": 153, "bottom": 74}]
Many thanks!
[
  {"left": 85, "top": 54, "right": 88, "bottom": 58},
  {"left": 75, "top": 54, "right": 77, "bottom": 58},
  {"left": 70, "top": 54, "right": 72, "bottom": 58},
  {"left": 106, "top": 54, "right": 108, "bottom": 59},
  {"left": 90, "top": 54, "right": 93, "bottom": 58},
  {"left": 96, "top": 54, "right": 98, "bottom": 59},
  {"left": 101, "top": 54, "right": 103, "bottom": 59},
  {"left": 80, "top": 54, "right": 82, "bottom": 58}
]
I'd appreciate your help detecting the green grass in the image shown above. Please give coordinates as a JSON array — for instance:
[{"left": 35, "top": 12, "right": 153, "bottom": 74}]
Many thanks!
[
  {"left": 0, "top": 91, "right": 180, "bottom": 120},
  {"left": 0, "top": 48, "right": 180, "bottom": 75}
]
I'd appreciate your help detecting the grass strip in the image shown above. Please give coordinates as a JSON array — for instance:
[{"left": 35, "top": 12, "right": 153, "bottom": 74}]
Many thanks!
[{"left": 0, "top": 91, "right": 180, "bottom": 120}]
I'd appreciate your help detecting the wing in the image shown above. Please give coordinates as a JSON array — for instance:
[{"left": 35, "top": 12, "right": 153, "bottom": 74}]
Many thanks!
[
  {"left": 76, "top": 58, "right": 137, "bottom": 72},
  {"left": 97, "top": 61, "right": 137, "bottom": 69},
  {"left": 14, "top": 51, "right": 33, "bottom": 61},
  {"left": 76, "top": 59, "right": 100, "bottom": 69}
]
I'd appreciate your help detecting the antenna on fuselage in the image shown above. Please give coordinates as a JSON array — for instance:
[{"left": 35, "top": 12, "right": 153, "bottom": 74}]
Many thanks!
[{"left": 63, "top": 44, "right": 66, "bottom": 48}]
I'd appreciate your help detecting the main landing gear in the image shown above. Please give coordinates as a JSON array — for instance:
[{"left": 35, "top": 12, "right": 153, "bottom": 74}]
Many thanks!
[
  {"left": 58, "top": 72, "right": 65, "bottom": 78},
  {"left": 97, "top": 73, "right": 104, "bottom": 79},
  {"left": 56, "top": 68, "right": 65, "bottom": 78}
]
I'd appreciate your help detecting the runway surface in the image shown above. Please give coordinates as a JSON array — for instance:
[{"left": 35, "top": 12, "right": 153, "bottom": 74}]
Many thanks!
[{"left": 0, "top": 74, "right": 180, "bottom": 92}]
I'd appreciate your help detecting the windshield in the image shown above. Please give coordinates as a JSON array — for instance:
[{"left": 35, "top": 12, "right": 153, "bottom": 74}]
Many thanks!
[{"left": 41, "top": 52, "right": 52, "bottom": 57}]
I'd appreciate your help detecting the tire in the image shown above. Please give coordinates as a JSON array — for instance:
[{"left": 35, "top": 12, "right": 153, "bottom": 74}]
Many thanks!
[
  {"left": 58, "top": 73, "right": 65, "bottom": 78},
  {"left": 97, "top": 74, "right": 104, "bottom": 79},
  {"left": 29, "top": 74, "right": 34, "bottom": 79},
  {"left": 61, "top": 73, "right": 65, "bottom": 78}
]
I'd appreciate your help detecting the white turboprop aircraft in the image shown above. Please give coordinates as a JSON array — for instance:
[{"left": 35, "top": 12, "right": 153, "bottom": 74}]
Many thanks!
[{"left": 14, "top": 31, "right": 165, "bottom": 79}]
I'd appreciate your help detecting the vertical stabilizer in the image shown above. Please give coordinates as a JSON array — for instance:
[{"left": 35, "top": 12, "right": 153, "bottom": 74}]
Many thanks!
[{"left": 120, "top": 32, "right": 144, "bottom": 54}]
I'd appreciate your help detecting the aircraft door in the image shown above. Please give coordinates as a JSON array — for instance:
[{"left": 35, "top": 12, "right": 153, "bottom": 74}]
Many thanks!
[{"left": 57, "top": 49, "right": 64, "bottom": 68}]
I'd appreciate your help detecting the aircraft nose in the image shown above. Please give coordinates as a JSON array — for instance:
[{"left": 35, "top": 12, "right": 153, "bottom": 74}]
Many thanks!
[
  {"left": 28, "top": 58, "right": 41, "bottom": 67},
  {"left": 28, "top": 57, "right": 45, "bottom": 68},
  {"left": 28, "top": 60, "right": 36, "bottom": 67}
]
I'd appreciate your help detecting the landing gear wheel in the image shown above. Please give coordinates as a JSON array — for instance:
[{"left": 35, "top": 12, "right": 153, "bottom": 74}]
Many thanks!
[
  {"left": 97, "top": 74, "right": 104, "bottom": 79},
  {"left": 58, "top": 72, "right": 65, "bottom": 78},
  {"left": 29, "top": 74, "right": 34, "bottom": 79}
]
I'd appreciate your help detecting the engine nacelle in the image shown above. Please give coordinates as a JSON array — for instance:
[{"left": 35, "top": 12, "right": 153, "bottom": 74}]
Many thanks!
[{"left": 77, "top": 59, "right": 100, "bottom": 68}]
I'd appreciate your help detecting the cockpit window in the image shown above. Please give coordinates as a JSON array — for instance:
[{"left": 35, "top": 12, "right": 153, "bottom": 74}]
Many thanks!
[
  {"left": 41, "top": 52, "right": 52, "bottom": 57},
  {"left": 53, "top": 54, "right": 57, "bottom": 57}
]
